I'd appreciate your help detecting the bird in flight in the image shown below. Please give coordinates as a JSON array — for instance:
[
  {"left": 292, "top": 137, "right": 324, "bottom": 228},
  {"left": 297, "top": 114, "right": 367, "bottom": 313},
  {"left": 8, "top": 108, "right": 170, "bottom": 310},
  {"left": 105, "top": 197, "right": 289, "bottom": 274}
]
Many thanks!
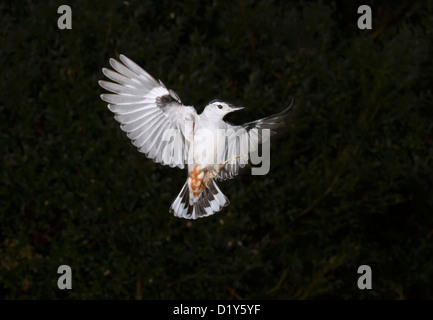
[{"left": 99, "top": 54, "right": 291, "bottom": 219}]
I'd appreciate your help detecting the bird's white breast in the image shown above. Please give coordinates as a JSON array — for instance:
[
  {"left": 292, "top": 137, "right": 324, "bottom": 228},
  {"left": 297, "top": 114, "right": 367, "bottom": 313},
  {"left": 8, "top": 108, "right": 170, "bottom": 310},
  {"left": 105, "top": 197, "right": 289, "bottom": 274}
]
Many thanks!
[{"left": 190, "top": 117, "right": 226, "bottom": 171}]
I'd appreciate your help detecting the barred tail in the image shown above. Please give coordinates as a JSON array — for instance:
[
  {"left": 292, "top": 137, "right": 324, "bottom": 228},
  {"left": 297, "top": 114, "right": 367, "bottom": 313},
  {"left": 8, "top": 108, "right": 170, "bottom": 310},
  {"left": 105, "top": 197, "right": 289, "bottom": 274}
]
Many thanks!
[{"left": 169, "top": 179, "right": 229, "bottom": 219}]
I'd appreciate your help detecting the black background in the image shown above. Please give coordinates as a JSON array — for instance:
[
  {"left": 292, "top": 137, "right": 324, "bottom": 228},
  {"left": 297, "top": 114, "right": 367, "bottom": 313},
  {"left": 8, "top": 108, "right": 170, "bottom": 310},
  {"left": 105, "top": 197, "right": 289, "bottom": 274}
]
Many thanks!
[{"left": 1, "top": 0, "right": 432, "bottom": 299}]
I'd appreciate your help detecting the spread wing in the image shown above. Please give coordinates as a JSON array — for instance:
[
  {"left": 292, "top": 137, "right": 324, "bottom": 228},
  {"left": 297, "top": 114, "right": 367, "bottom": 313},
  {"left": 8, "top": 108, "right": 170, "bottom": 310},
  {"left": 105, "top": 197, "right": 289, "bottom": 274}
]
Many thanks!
[
  {"left": 99, "top": 54, "right": 197, "bottom": 169},
  {"left": 217, "top": 105, "right": 292, "bottom": 180}
]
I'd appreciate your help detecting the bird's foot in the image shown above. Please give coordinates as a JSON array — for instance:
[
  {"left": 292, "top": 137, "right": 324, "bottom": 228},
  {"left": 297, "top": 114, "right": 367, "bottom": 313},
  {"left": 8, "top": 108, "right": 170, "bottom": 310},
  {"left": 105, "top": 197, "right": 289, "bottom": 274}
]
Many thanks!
[{"left": 218, "top": 154, "right": 248, "bottom": 170}]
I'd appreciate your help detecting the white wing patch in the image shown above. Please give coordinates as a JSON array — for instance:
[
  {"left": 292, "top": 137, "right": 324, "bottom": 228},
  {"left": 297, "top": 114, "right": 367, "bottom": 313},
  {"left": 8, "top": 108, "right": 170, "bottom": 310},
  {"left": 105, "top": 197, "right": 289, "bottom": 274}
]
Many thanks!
[{"left": 99, "top": 54, "right": 197, "bottom": 169}]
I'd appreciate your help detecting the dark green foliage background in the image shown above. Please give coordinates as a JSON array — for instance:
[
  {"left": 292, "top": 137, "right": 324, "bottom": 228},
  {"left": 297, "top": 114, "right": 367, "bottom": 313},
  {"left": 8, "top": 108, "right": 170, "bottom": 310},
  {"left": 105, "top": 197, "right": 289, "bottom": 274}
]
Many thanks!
[{"left": 1, "top": 0, "right": 433, "bottom": 299}]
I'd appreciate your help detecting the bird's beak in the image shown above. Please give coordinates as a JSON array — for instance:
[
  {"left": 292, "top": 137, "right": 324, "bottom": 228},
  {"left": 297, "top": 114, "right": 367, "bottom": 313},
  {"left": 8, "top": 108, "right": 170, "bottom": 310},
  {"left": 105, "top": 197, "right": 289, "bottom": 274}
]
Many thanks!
[{"left": 229, "top": 106, "right": 244, "bottom": 112}]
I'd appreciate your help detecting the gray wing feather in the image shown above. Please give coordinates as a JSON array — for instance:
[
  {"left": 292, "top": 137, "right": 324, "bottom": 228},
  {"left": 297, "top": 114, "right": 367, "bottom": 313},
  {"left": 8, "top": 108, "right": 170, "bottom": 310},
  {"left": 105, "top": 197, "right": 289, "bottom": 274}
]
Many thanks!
[{"left": 217, "top": 104, "right": 292, "bottom": 180}]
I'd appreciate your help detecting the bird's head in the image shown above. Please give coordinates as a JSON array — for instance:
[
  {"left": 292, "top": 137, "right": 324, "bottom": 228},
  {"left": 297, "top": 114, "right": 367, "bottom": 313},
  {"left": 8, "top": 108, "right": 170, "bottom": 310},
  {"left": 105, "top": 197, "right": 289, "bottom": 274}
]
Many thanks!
[{"left": 202, "top": 100, "right": 244, "bottom": 120}]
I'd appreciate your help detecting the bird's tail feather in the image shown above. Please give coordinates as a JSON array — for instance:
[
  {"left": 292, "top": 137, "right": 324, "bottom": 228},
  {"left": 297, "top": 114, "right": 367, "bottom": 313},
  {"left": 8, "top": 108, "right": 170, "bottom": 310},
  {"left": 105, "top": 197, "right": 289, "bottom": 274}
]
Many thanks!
[{"left": 170, "top": 179, "right": 229, "bottom": 219}]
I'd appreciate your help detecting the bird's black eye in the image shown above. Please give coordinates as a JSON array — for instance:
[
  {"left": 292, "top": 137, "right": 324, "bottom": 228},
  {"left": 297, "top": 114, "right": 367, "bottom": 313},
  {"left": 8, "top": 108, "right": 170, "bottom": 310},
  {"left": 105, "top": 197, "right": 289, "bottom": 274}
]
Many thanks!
[{"left": 217, "top": 104, "right": 223, "bottom": 109}]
